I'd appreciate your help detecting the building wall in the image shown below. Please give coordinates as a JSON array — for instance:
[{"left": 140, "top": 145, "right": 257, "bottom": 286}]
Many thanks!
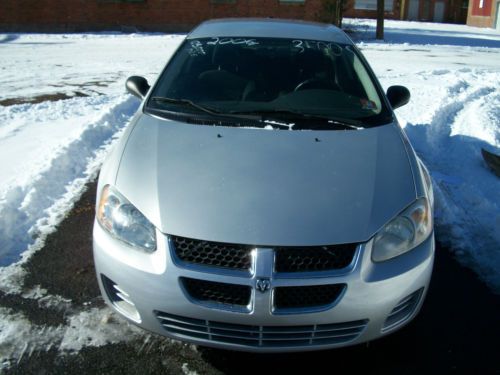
[
  {"left": 0, "top": 0, "right": 327, "bottom": 32},
  {"left": 343, "top": 0, "right": 466, "bottom": 23},
  {"left": 466, "top": 0, "right": 498, "bottom": 27},
  {"left": 400, "top": 0, "right": 467, "bottom": 23},
  {"left": 0, "top": 0, "right": 472, "bottom": 32},
  {"left": 343, "top": 0, "right": 402, "bottom": 20}
]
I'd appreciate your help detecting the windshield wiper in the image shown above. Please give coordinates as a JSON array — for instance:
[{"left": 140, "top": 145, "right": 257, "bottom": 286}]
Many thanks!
[
  {"left": 229, "top": 109, "right": 363, "bottom": 130},
  {"left": 150, "top": 96, "right": 275, "bottom": 124},
  {"left": 150, "top": 97, "right": 223, "bottom": 116},
  {"left": 150, "top": 98, "right": 293, "bottom": 129},
  {"left": 150, "top": 97, "right": 293, "bottom": 130}
]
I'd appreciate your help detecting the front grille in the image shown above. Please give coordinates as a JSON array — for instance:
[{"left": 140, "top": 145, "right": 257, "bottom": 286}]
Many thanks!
[
  {"left": 155, "top": 311, "right": 368, "bottom": 348},
  {"left": 274, "top": 284, "right": 346, "bottom": 311},
  {"left": 171, "top": 236, "right": 253, "bottom": 271},
  {"left": 382, "top": 288, "right": 424, "bottom": 331},
  {"left": 181, "top": 277, "right": 251, "bottom": 307},
  {"left": 275, "top": 245, "right": 357, "bottom": 273}
]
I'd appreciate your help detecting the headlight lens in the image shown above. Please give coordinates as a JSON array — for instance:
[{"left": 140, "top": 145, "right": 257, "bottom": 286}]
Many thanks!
[
  {"left": 97, "top": 185, "right": 156, "bottom": 252},
  {"left": 372, "top": 197, "right": 432, "bottom": 262}
]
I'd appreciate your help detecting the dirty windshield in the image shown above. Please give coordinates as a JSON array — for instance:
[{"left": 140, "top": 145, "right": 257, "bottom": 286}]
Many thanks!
[{"left": 147, "top": 37, "right": 392, "bottom": 127}]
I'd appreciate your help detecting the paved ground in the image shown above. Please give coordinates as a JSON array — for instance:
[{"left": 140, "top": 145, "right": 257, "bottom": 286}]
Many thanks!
[{"left": 3, "top": 180, "right": 500, "bottom": 374}]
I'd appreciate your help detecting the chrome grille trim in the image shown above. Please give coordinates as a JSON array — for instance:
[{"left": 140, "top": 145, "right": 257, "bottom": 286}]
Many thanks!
[{"left": 155, "top": 311, "right": 369, "bottom": 348}]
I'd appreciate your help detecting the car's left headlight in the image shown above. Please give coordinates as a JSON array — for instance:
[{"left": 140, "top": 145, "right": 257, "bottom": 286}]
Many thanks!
[
  {"left": 372, "top": 197, "right": 432, "bottom": 262},
  {"left": 97, "top": 185, "right": 156, "bottom": 252}
]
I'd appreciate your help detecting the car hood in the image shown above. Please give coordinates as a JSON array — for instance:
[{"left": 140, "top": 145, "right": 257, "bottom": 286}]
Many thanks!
[{"left": 115, "top": 115, "right": 416, "bottom": 246}]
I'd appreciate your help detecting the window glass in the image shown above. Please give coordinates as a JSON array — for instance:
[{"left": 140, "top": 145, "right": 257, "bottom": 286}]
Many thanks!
[{"left": 148, "top": 37, "right": 391, "bottom": 126}]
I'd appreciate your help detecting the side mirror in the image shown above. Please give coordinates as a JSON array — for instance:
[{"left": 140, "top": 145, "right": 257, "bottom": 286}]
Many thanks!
[
  {"left": 386, "top": 85, "right": 410, "bottom": 109},
  {"left": 126, "top": 76, "right": 150, "bottom": 100}
]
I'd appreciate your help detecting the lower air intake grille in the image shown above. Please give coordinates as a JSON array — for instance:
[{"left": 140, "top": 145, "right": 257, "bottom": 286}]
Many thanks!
[
  {"left": 274, "top": 284, "right": 346, "bottom": 311},
  {"left": 171, "top": 236, "right": 253, "bottom": 271},
  {"left": 155, "top": 311, "right": 368, "bottom": 348},
  {"left": 275, "top": 245, "right": 357, "bottom": 273},
  {"left": 181, "top": 277, "right": 251, "bottom": 307},
  {"left": 101, "top": 275, "right": 140, "bottom": 322},
  {"left": 382, "top": 288, "right": 424, "bottom": 331}
]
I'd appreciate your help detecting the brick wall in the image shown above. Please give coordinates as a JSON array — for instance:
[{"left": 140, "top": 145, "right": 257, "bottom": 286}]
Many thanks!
[{"left": 0, "top": 0, "right": 328, "bottom": 32}]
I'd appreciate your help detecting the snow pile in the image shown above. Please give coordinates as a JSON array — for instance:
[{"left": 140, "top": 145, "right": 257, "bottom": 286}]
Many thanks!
[
  {"left": 402, "top": 70, "right": 500, "bottom": 288},
  {"left": 0, "top": 95, "right": 138, "bottom": 265}
]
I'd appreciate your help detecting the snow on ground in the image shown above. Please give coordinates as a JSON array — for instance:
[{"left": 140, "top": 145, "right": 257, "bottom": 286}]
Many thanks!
[
  {"left": 0, "top": 19, "right": 499, "bottom": 365},
  {"left": 0, "top": 305, "right": 144, "bottom": 368}
]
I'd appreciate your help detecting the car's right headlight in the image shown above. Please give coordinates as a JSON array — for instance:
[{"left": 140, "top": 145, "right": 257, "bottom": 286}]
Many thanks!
[
  {"left": 97, "top": 185, "right": 156, "bottom": 252},
  {"left": 372, "top": 197, "right": 432, "bottom": 262}
]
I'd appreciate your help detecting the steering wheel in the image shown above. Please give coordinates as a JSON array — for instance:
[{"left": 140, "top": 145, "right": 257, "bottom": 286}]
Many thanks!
[{"left": 294, "top": 77, "right": 330, "bottom": 91}]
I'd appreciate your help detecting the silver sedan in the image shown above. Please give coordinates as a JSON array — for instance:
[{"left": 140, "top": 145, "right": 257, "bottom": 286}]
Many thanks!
[{"left": 93, "top": 18, "right": 435, "bottom": 352}]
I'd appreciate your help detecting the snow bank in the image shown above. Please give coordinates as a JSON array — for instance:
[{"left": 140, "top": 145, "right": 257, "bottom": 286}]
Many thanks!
[
  {"left": 401, "top": 69, "right": 500, "bottom": 288},
  {"left": 0, "top": 95, "right": 138, "bottom": 265}
]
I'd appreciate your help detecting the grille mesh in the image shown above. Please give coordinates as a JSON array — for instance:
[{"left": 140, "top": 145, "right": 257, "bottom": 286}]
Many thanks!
[
  {"left": 155, "top": 311, "right": 368, "bottom": 348},
  {"left": 171, "top": 236, "right": 253, "bottom": 271},
  {"left": 274, "top": 284, "right": 345, "bottom": 310},
  {"left": 181, "top": 277, "right": 251, "bottom": 307},
  {"left": 275, "top": 245, "right": 356, "bottom": 273}
]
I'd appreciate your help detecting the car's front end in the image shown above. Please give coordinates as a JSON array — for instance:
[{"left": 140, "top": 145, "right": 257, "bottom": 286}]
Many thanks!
[{"left": 93, "top": 18, "right": 435, "bottom": 352}]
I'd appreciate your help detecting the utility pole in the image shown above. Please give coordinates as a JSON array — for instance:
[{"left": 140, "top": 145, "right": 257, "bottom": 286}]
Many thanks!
[{"left": 376, "top": 0, "right": 384, "bottom": 40}]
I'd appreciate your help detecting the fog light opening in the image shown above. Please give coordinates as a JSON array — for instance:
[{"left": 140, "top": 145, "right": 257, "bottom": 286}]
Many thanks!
[
  {"left": 382, "top": 288, "right": 424, "bottom": 332},
  {"left": 101, "top": 275, "right": 141, "bottom": 323}
]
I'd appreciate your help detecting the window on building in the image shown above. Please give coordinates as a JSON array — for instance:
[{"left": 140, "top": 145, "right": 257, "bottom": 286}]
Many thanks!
[{"left": 354, "top": 0, "right": 394, "bottom": 11}]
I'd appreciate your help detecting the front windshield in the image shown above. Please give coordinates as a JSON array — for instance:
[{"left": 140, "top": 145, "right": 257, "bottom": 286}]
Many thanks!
[{"left": 147, "top": 37, "right": 392, "bottom": 127}]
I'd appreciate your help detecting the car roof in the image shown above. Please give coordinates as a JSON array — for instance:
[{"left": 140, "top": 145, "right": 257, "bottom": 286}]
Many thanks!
[{"left": 187, "top": 18, "right": 352, "bottom": 44}]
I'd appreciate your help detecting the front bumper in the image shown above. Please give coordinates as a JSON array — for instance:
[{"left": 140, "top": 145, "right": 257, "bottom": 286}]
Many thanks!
[{"left": 93, "top": 221, "right": 434, "bottom": 352}]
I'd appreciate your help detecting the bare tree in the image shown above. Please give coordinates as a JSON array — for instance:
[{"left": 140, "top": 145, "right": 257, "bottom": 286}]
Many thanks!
[
  {"left": 321, "top": 0, "right": 345, "bottom": 28},
  {"left": 376, "top": 0, "right": 384, "bottom": 39}
]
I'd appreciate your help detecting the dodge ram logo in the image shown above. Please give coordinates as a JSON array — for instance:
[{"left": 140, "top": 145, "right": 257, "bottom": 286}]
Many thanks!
[{"left": 256, "top": 278, "right": 271, "bottom": 293}]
